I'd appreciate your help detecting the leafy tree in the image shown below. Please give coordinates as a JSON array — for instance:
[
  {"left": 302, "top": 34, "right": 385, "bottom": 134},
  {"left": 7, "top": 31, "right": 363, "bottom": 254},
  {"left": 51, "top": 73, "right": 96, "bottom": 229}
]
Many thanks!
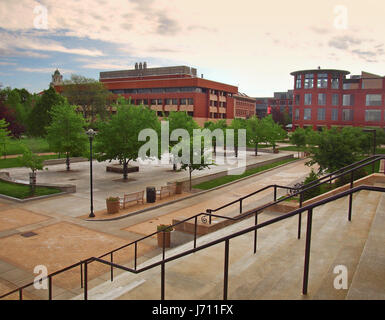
[
  {"left": 94, "top": 98, "right": 160, "bottom": 180},
  {"left": 204, "top": 119, "right": 227, "bottom": 153},
  {"left": 180, "top": 137, "right": 214, "bottom": 191},
  {"left": 46, "top": 103, "right": 88, "bottom": 171},
  {"left": 302, "top": 169, "right": 321, "bottom": 200},
  {"left": 228, "top": 118, "right": 247, "bottom": 157},
  {"left": 307, "top": 127, "right": 366, "bottom": 174},
  {"left": 0, "top": 119, "right": 11, "bottom": 159},
  {"left": 0, "top": 89, "right": 27, "bottom": 137},
  {"left": 263, "top": 115, "right": 287, "bottom": 152},
  {"left": 165, "top": 111, "right": 199, "bottom": 170},
  {"left": 246, "top": 115, "right": 267, "bottom": 156},
  {"left": 61, "top": 74, "right": 112, "bottom": 121},
  {"left": 19, "top": 146, "right": 44, "bottom": 194},
  {"left": 290, "top": 127, "right": 307, "bottom": 158},
  {"left": 27, "top": 87, "right": 66, "bottom": 137}
]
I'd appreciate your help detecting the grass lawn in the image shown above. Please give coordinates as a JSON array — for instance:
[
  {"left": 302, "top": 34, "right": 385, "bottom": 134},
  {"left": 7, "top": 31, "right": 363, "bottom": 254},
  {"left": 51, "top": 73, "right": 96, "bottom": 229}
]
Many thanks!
[
  {"left": 194, "top": 158, "right": 297, "bottom": 190},
  {"left": 0, "top": 154, "right": 61, "bottom": 169},
  {"left": 0, "top": 180, "right": 62, "bottom": 199},
  {"left": 2, "top": 137, "right": 51, "bottom": 156}
]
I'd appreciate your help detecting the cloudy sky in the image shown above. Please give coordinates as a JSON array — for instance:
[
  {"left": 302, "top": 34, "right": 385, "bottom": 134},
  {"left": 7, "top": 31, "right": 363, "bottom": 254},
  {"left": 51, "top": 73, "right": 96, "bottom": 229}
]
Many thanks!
[{"left": 0, "top": 0, "right": 384, "bottom": 96}]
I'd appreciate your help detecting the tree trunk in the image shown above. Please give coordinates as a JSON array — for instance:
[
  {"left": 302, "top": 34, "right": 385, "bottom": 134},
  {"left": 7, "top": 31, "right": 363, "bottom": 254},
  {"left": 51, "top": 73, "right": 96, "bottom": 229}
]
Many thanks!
[
  {"left": 189, "top": 167, "right": 192, "bottom": 191},
  {"left": 255, "top": 142, "right": 258, "bottom": 156},
  {"left": 235, "top": 146, "right": 238, "bottom": 158},
  {"left": 66, "top": 152, "right": 70, "bottom": 171},
  {"left": 123, "top": 160, "right": 128, "bottom": 180},
  {"left": 213, "top": 138, "right": 216, "bottom": 154},
  {"left": 173, "top": 163, "right": 177, "bottom": 171}
]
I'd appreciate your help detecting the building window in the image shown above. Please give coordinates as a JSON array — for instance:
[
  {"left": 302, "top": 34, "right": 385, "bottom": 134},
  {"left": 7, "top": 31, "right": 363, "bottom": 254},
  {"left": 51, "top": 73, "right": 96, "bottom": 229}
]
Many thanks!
[
  {"left": 304, "top": 108, "right": 311, "bottom": 120},
  {"left": 342, "top": 94, "right": 354, "bottom": 106},
  {"left": 294, "top": 109, "right": 300, "bottom": 120},
  {"left": 296, "top": 75, "right": 302, "bottom": 89},
  {"left": 180, "top": 98, "right": 187, "bottom": 105},
  {"left": 317, "top": 108, "right": 326, "bottom": 120},
  {"left": 150, "top": 99, "right": 157, "bottom": 105},
  {"left": 152, "top": 88, "right": 164, "bottom": 93},
  {"left": 187, "top": 111, "right": 194, "bottom": 117},
  {"left": 366, "top": 94, "right": 382, "bottom": 106},
  {"left": 331, "top": 108, "right": 338, "bottom": 121},
  {"left": 317, "top": 73, "right": 328, "bottom": 88},
  {"left": 365, "top": 109, "right": 382, "bottom": 122},
  {"left": 172, "top": 98, "right": 178, "bottom": 105},
  {"left": 331, "top": 78, "right": 339, "bottom": 89},
  {"left": 342, "top": 109, "right": 353, "bottom": 121},
  {"left": 304, "top": 93, "right": 312, "bottom": 105},
  {"left": 157, "top": 99, "right": 163, "bottom": 105},
  {"left": 304, "top": 74, "right": 314, "bottom": 89},
  {"left": 294, "top": 95, "right": 300, "bottom": 105},
  {"left": 318, "top": 93, "right": 326, "bottom": 105},
  {"left": 165, "top": 99, "right": 172, "bottom": 105},
  {"left": 188, "top": 98, "right": 194, "bottom": 105},
  {"left": 332, "top": 94, "right": 339, "bottom": 106},
  {"left": 343, "top": 83, "right": 352, "bottom": 90}
]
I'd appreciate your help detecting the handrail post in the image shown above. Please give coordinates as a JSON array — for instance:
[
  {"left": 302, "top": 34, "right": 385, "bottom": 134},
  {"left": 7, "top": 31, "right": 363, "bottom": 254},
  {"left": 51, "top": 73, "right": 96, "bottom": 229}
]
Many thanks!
[
  {"left": 274, "top": 185, "right": 277, "bottom": 202},
  {"left": 240, "top": 199, "right": 243, "bottom": 214},
  {"left": 223, "top": 239, "right": 230, "bottom": 300},
  {"left": 162, "top": 231, "right": 166, "bottom": 261},
  {"left": 206, "top": 209, "right": 212, "bottom": 225},
  {"left": 161, "top": 261, "right": 165, "bottom": 300},
  {"left": 110, "top": 252, "right": 114, "bottom": 282},
  {"left": 348, "top": 171, "right": 354, "bottom": 221},
  {"left": 194, "top": 216, "right": 198, "bottom": 249},
  {"left": 84, "top": 261, "right": 88, "bottom": 300},
  {"left": 80, "top": 262, "right": 83, "bottom": 289},
  {"left": 253, "top": 213, "right": 258, "bottom": 254},
  {"left": 48, "top": 275, "right": 52, "bottom": 300},
  {"left": 19, "top": 288, "right": 22, "bottom": 301},
  {"left": 302, "top": 209, "right": 313, "bottom": 295},
  {"left": 134, "top": 242, "right": 138, "bottom": 271},
  {"left": 298, "top": 192, "right": 303, "bottom": 239}
]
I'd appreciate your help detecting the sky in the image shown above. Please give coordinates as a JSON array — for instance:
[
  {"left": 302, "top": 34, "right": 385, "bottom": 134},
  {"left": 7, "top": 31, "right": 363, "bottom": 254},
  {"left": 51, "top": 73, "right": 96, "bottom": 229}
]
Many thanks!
[{"left": 0, "top": 0, "right": 385, "bottom": 97}]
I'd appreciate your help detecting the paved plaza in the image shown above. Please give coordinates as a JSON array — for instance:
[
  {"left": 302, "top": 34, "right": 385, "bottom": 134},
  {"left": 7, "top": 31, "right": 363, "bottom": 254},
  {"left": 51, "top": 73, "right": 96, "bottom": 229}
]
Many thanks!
[{"left": 0, "top": 149, "right": 316, "bottom": 299}]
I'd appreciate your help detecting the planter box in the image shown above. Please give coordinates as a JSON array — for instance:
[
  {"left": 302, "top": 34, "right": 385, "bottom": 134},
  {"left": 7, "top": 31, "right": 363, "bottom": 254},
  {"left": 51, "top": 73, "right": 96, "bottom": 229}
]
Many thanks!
[
  {"left": 157, "top": 231, "right": 172, "bottom": 248},
  {"left": 106, "top": 164, "right": 139, "bottom": 174},
  {"left": 106, "top": 200, "right": 120, "bottom": 214}
]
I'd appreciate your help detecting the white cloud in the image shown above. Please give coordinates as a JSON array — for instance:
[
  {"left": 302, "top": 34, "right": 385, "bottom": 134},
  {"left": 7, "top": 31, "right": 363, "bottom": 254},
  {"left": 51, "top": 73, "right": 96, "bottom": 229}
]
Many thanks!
[{"left": 16, "top": 67, "right": 74, "bottom": 74}]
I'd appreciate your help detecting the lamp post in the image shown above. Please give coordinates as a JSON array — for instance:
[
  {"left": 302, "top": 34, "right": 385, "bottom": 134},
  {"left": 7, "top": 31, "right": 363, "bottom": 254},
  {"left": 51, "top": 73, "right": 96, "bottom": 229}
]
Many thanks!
[
  {"left": 86, "top": 129, "right": 97, "bottom": 218},
  {"left": 363, "top": 129, "right": 377, "bottom": 173}
]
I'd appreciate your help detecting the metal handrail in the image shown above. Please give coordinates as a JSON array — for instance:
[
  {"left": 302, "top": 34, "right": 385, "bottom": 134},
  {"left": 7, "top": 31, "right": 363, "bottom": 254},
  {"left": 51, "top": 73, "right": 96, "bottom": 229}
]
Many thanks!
[{"left": 1, "top": 155, "right": 384, "bottom": 300}]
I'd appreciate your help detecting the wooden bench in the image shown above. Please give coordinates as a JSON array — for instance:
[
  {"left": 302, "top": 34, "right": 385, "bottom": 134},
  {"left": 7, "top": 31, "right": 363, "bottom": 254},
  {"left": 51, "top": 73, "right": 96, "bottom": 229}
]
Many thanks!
[
  {"left": 120, "top": 191, "right": 144, "bottom": 209},
  {"left": 156, "top": 183, "right": 177, "bottom": 200}
]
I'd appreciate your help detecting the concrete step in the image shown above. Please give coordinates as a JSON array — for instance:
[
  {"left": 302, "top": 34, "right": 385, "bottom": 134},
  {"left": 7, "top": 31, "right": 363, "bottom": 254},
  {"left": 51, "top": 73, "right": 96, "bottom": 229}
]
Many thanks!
[
  {"left": 346, "top": 190, "right": 385, "bottom": 300},
  {"left": 72, "top": 187, "right": 383, "bottom": 300}
]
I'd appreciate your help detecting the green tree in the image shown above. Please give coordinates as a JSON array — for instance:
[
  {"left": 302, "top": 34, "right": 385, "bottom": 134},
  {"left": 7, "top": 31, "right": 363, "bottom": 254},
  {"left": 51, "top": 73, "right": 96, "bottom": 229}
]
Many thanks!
[
  {"left": 46, "top": 103, "right": 88, "bottom": 171},
  {"left": 165, "top": 111, "right": 199, "bottom": 170},
  {"left": 19, "top": 146, "right": 44, "bottom": 194},
  {"left": 263, "top": 115, "right": 286, "bottom": 152},
  {"left": 204, "top": 119, "right": 227, "bottom": 153},
  {"left": 94, "top": 98, "right": 160, "bottom": 180},
  {"left": 228, "top": 118, "right": 247, "bottom": 157},
  {"left": 290, "top": 127, "right": 307, "bottom": 158},
  {"left": 246, "top": 115, "right": 267, "bottom": 156},
  {"left": 27, "top": 87, "right": 66, "bottom": 137},
  {"left": 62, "top": 74, "right": 112, "bottom": 121},
  {"left": 307, "top": 127, "right": 366, "bottom": 174},
  {"left": 180, "top": 137, "right": 214, "bottom": 191},
  {"left": 0, "top": 119, "right": 11, "bottom": 159}
]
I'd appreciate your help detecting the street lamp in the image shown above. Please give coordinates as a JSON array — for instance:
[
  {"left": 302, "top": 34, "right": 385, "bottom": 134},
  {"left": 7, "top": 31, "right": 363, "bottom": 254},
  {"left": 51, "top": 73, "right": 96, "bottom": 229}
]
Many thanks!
[{"left": 86, "top": 129, "right": 97, "bottom": 218}]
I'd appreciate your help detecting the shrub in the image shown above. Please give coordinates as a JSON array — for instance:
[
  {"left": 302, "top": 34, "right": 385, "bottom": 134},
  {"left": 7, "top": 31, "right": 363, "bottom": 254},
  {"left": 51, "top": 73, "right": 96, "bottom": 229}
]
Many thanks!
[
  {"left": 302, "top": 169, "right": 321, "bottom": 201},
  {"left": 335, "top": 168, "right": 367, "bottom": 188},
  {"left": 157, "top": 224, "right": 173, "bottom": 232}
]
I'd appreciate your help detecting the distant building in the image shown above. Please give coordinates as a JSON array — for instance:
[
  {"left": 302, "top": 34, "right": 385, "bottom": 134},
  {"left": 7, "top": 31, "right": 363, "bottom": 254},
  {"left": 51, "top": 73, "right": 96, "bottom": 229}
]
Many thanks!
[
  {"left": 98, "top": 63, "right": 239, "bottom": 126},
  {"left": 291, "top": 68, "right": 385, "bottom": 130},
  {"left": 50, "top": 69, "right": 63, "bottom": 87},
  {"left": 254, "top": 90, "right": 293, "bottom": 119},
  {"left": 233, "top": 92, "right": 256, "bottom": 119}
]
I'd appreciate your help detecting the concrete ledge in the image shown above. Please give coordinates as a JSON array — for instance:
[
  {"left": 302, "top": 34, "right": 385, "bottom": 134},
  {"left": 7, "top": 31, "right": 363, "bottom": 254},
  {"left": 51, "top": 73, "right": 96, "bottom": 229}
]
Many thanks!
[
  {"left": 43, "top": 157, "right": 88, "bottom": 166},
  {"left": 106, "top": 164, "right": 139, "bottom": 174}
]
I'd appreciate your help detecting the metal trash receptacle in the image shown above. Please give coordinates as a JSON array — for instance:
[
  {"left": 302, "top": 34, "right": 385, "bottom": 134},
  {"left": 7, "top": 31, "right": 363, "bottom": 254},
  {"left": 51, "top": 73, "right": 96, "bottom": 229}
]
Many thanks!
[{"left": 146, "top": 186, "right": 156, "bottom": 203}]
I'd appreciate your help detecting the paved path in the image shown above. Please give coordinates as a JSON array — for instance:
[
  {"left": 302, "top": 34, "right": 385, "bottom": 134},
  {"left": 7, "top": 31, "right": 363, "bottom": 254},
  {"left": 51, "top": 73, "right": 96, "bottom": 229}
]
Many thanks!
[{"left": 0, "top": 154, "right": 315, "bottom": 299}]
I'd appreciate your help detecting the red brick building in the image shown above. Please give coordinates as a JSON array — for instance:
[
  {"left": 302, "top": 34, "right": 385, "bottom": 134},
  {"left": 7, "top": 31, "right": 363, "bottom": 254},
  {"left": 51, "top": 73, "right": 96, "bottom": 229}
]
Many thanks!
[
  {"left": 98, "top": 63, "right": 240, "bottom": 127},
  {"left": 291, "top": 68, "right": 385, "bottom": 130},
  {"left": 233, "top": 92, "right": 256, "bottom": 119}
]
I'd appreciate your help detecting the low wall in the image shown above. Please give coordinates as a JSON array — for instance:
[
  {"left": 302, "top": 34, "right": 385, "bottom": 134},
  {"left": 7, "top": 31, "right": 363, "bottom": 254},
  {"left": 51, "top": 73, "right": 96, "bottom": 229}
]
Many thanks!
[
  {"left": 0, "top": 172, "right": 76, "bottom": 193},
  {"left": 43, "top": 157, "right": 88, "bottom": 166},
  {"left": 174, "top": 154, "right": 294, "bottom": 191},
  {"left": 106, "top": 164, "right": 139, "bottom": 173}
]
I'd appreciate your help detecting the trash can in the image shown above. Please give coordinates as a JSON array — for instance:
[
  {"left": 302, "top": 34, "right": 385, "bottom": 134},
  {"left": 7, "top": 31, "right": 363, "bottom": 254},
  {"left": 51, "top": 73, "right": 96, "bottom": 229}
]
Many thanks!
[{"left": 146, "top": 186, "right": 156, "bottom": 203}]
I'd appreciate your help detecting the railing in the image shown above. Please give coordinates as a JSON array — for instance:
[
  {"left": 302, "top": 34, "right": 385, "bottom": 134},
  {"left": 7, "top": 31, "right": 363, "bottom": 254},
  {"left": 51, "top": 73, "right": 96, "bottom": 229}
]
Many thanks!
[{"left": 1, "top": 155, "right": 384, "bottom": 300}]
